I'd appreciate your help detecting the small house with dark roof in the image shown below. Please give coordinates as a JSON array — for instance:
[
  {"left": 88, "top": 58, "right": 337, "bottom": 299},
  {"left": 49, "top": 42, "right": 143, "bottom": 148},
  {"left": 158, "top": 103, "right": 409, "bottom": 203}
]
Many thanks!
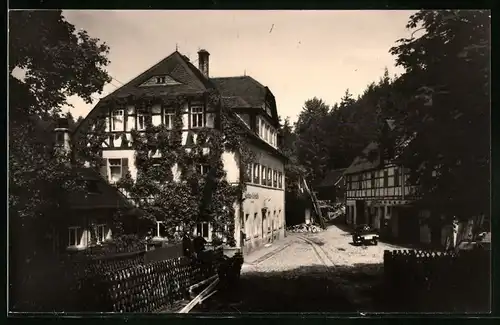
[
  {"left": 31, "top": 117, "right": 138, "bottom": 254},
  {"left": 316, "top": 168, "right": 346, "bottom": 204},
  {"left": 75, "top": 49, "right": 287, "bottom": 255}
]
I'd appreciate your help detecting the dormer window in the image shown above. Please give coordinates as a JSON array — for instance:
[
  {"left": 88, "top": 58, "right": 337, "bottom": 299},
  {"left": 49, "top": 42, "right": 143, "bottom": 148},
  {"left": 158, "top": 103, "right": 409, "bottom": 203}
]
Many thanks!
[{"left": 141, "top": 75, "right": 182, "bottom": 87}]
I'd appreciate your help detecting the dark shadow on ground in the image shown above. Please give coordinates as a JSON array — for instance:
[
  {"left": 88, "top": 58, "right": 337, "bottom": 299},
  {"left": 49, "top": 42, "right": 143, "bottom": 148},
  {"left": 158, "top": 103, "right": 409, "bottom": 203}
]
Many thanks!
[{"left": 193, "top": 263, "right": 384, "bottom": 313}]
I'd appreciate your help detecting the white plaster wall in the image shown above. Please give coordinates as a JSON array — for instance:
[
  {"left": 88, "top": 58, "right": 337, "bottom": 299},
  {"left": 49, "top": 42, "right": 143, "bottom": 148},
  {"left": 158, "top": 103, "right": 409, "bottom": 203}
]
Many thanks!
[
  {"left": 241, "top": 183, "right": 285, "bottom": 245},
  {"left": 222, "top": 151, "right": 239, "bottom": 184}
]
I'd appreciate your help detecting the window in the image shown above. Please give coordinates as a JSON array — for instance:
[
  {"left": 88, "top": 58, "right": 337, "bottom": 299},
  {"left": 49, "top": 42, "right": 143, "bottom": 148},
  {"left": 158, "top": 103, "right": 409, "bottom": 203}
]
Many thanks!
[
  {"left": 371, "top": 172, "right": 376, "bottom": 189},
  {"left": 267, "top": 168, "right": 272, "bottom": 186},
  {"left": 55, "top": 132, "right": 65, "bottom": 145},
  {"left": 68, "top": 227, "right": 81, "bottom": 247},
  {"left": 152, "top": 157, "right": 162, "bottom": 167},
  {"left": 156, "top": 221, "right": 169, "bottom": 238},
  {"left": 244, "top": 213, "right": 250, "bottom": 238},
  {"left": 196, "top": 164, "right": 210, "bottom": 175},
  {"left": 278, "top": 172, "right": 283, "bottom": 188},
  {"left": 156, "top": 76, "right": 166, "bottom": 84},
  {"left": 111, "top": 110, "right": 124, "bottom": 131},
  {"left": 164, "top": 108, "right": 175, "bottom": 129},
  {"left": 109, "top": 159, "right": 123, "bottom": 183},
  {"left": 196, "top": 222, "right": 210, "bottom": 240},
  {"left": 254, "top": 213, "right": 259, "bottom": 236},
  {"left": 265, "top": 124, "right": 269, "bottom": 142},
  {"left": 273, "top": 170, "right": 277, "bottom": 187},
  {"left": 359, "top": 174, "right": 363, "bottom": 190},
  {"left": 394, "top": 168, "right": 400, "bottom": 186},
  {"left": 261, "top": 166, "right": 267, "bottom": 185},
  {"left": 96, "top": 224, "right": 106, "bottom": 243},
  {"left": 245, "top": 164, "right": 252, "bottom": 183},
  {"left": 191, "top": 105, "right": 204, "bottom": 128},
  {"left": 253, "top": 163, "right": 260, "bottom": 183},
  {"left": 383, "top": 170, "right": 389, "bottom": 187},
  {"left": 136, "top": 111, "right": 149, "bottom": 131}
]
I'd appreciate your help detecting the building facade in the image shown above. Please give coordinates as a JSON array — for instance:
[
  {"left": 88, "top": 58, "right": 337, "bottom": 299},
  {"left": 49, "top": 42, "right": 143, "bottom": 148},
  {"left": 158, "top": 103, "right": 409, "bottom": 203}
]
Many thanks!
[
  {"left": 75, "top": 49, "right": 286, "bottom": 254},
  {"left": 344, "top": 141, "right": 420, "bottom": 243}
]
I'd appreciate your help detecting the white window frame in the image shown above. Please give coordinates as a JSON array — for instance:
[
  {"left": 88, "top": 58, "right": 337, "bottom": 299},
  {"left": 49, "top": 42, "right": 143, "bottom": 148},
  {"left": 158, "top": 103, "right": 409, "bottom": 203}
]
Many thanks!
[
  {"left": 156, "top": 220, "right": 168, "bottom": 238},
  {"left": 95, "top": 224, "right": 106, "bottom": 244},
  {"left": 137, "top": 113, "right": 146, "bottom": 131},
  {"left": 108, "top": 158, "right": 122, "bottom": 184},
  {"left": 111, "top": 109, "right": 124, "bottom": 131},
  {"left": 191, "top": 105, "right": 204, "bottom": 128},
  {"left": 253, "top": 163, "right": 260, "bottom": 184},
  {"left": 195, "top": 222, "right": 211, "bottom": 241},
  {"left": 164, "top": 109, "right": 175, "bottom": 129},
  {"left": 68, "top": 226, "right": 81, "bottom": 247}
]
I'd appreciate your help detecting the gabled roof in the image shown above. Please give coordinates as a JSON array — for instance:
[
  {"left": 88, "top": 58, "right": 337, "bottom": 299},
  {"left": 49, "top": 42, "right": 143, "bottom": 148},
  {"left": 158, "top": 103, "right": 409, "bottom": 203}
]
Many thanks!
[
  {"left": 344, "top": 133, "right": 416, "bottom": 175},
  {"left": 66, "top": 167, "right": 133, "bottom": 210},
  {"left": 211, "top": 76, "right": 267, "bottom": 108},
  {"left": 74, "top": 51, "right": 217, "bottom": 138},
  {"left": 317, "top": 168, "right": 346, "bottom": 188},
  {"left": 102, "top": 51, "right": 216, "bottom": 100},
  {"left": 344, "top": 142, "right": 381, "bottom": 175}
]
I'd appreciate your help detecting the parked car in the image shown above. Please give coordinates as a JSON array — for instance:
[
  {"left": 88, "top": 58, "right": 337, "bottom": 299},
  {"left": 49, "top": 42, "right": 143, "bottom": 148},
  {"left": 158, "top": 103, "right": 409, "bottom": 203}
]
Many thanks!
[
  {"left": 455, "top": 232, "right": 491, "bottom": 253},
  {"left": 353, "top": 224, "right": 379, "bottom": 246}
]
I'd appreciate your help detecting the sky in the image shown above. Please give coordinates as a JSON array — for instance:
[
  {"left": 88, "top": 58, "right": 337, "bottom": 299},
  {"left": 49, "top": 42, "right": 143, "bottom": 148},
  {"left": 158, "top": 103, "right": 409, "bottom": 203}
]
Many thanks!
[{"left": 62, "top": 10, "right": 416, "bottom": 123}]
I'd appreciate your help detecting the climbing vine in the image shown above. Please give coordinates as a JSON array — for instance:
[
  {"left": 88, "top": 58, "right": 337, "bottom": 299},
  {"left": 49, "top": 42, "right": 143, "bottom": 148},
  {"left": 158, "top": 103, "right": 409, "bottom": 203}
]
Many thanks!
[{"left": 80, "top": 90, "right": 255, "bottom": 247}]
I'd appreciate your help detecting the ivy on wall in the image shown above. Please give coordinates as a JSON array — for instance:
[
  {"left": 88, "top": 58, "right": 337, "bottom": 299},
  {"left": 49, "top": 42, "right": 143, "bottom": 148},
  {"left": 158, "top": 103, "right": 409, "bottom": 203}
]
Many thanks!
[{"left": 79, "top": 91, "right": 255, "bottom": 247}]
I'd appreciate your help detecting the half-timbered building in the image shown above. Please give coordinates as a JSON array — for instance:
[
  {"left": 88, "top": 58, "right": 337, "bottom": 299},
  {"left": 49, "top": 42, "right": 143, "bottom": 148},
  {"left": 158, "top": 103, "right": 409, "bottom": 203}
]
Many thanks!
[{"left": 74, "top": 49, "right": 286, "bottom": 254}]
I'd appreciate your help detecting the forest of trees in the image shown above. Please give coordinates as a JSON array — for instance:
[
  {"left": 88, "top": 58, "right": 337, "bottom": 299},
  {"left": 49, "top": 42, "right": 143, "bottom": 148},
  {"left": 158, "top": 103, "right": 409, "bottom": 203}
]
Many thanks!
[{"left": 281, "top": 10, "right": 490, "bottom": 221}]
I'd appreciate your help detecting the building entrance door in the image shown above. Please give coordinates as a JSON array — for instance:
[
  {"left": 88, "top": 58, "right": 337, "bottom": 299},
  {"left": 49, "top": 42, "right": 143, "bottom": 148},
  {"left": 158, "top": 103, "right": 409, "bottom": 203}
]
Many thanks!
[{"left": 355, "top": 200, "right": 365, "bottom": 225}]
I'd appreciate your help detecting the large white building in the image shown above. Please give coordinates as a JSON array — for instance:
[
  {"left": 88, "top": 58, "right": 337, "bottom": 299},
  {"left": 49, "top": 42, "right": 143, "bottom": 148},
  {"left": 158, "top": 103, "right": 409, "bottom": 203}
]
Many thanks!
[{"left": 75, "top": 49, "right": 287, "bottom": 254}]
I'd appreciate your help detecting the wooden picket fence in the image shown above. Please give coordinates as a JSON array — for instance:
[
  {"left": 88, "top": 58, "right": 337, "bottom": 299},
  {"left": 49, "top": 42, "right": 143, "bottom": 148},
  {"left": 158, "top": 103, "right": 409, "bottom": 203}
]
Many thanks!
[
  {"left": 383, "top": 249, "right": 490, "bottom": 312},
  {"left": 11, "top": 245, "right": 241, "bottom": 313},
  {"left": 78, "top": 249, "right": 233, "bottom": 312}
]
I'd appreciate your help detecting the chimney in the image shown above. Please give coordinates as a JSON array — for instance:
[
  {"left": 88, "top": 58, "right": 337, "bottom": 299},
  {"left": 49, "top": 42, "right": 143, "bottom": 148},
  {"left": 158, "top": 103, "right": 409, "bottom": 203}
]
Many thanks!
[
  {"left": 54, "top": 117, "right": 71, "bottom": 162},
  {"left": 198, "top": 49, "right": 210, "bottom": 78}
]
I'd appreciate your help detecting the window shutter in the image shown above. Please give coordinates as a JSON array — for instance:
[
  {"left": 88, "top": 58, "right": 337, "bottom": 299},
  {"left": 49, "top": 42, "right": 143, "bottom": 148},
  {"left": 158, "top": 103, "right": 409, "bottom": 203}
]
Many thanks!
[
  {"left": 100, "top": 158, "right": 108, "bottom": 180},
  {"left": 121, "top": 158, "right": 129, "bottom": 179}
]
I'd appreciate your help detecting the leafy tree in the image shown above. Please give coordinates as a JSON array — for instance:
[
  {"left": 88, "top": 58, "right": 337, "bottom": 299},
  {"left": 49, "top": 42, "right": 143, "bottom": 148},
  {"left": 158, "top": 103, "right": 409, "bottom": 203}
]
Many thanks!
[
  {"left": 9, "top": 10, "right": 111, "bottom": 256},
  {"left": 294, "top": 97, "right": 331, "bottom": 186},
  {"left": 279, "top": 116, "right": 305, "bottom": 193},
  {"left": 389, "top": 10, "right": 490, "bottom": 221}
]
